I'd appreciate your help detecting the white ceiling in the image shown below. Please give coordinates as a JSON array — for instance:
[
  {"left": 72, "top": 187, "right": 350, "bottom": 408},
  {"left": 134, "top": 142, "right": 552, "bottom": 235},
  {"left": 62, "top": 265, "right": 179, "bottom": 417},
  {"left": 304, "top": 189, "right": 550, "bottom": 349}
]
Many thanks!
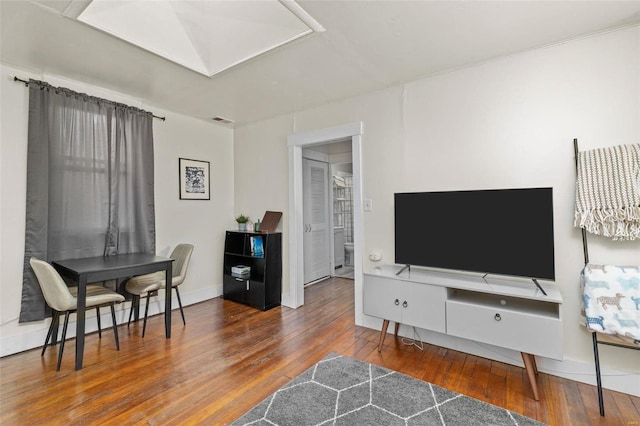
[
  {"left": 74, "top": 0, "right": 321, "bottom": 77},
  {"left": 2, "top": 1, "right": 639, "bottom": 127}
]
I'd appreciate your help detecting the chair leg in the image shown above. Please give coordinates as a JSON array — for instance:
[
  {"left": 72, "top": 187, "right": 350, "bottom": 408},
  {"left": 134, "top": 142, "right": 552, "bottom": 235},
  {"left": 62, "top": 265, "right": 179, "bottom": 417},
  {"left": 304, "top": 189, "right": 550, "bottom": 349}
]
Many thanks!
[
  {"left": 142, "top": 293, "right": 151, "bottom": 337},
  {"left": 96, "top": 306, "right": 102, "bottom": 339},
  {"left": 592, "top": 332, "right": 605, "bottom": 416},
  {"left": 110, "top": 304, "right": 120, "bottom": 350},
  {"left": 42, "top": 310, "right": 59, "bottom": 356},
  {"left": 128, "top": 295, "right": 139, "bottom": 328},
  {"left": 175, "top": 286, "right": 186, "bottom": 326},
  {"left": 57, "top": 312, "right": 70, "bottom": 371},
  {"left": 51, "top": 310, "right": 60, "bottom": 345}
]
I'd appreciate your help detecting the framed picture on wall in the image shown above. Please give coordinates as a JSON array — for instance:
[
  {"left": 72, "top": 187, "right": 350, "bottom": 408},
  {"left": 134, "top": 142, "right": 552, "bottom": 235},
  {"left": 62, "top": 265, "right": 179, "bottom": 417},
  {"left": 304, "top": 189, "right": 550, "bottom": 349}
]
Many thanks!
[{"left": 179, "top": 158, "right": 210, "bottom": 200}]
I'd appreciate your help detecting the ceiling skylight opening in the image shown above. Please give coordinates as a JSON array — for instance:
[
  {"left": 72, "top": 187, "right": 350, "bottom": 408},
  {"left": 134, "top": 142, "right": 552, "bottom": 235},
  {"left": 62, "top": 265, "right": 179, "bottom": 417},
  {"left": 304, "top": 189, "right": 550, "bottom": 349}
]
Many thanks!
[{"left": 69, "top": 0, "right": 324, "bottom": 77}]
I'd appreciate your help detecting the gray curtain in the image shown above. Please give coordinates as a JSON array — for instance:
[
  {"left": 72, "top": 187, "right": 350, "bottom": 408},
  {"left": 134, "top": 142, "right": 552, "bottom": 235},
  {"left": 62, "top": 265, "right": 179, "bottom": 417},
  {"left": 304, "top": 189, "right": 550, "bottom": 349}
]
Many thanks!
[{"left": 20, "top": 80, "right": 156, "bottom": 322}]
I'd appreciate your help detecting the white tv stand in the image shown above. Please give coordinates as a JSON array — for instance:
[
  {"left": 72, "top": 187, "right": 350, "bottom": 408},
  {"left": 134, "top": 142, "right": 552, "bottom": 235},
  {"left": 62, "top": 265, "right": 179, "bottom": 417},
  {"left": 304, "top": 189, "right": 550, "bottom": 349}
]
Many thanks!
[{"left": 363, "top": 265, "right": 563, "bottom": 400}]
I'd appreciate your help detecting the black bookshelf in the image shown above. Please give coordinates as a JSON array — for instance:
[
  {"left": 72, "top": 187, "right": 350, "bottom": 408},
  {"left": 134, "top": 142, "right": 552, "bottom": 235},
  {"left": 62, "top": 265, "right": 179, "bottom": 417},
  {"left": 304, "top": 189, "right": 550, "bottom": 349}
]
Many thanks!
[{"left": 222, "top": 231, "right": 282, "bottom": 310}]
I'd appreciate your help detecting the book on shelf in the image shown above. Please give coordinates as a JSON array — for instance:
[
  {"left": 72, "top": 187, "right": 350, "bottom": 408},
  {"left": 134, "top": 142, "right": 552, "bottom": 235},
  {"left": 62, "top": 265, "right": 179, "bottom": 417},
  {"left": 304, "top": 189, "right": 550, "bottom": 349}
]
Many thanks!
[
  {"left": 231, "top": 265, "right": 251, "bottom": 276},
  {"left": 250, "top": 236, "right": 264, "bottom": 257}
]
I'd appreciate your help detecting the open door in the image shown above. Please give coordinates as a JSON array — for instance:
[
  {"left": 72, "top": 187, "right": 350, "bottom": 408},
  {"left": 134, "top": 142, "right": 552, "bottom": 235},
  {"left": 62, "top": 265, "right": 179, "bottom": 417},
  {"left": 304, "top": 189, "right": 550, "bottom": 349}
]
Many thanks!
[{"left": 302, "top": 158, "right": 330, "bottom": 284}]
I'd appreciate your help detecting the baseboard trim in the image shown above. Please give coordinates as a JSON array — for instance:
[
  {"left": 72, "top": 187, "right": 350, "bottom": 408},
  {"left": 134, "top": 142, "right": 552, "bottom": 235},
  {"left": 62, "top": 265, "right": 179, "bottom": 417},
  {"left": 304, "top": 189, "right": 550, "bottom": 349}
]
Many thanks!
[{"left": 281, "top": 292, "right": 294, "bottom": 308}]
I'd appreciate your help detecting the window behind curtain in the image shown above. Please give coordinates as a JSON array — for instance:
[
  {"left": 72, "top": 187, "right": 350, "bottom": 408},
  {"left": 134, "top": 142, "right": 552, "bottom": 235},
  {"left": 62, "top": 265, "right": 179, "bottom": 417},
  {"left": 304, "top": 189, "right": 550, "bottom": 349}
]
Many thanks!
[{"left": 20, "top": 80, "right": 156, "bottom": 322}]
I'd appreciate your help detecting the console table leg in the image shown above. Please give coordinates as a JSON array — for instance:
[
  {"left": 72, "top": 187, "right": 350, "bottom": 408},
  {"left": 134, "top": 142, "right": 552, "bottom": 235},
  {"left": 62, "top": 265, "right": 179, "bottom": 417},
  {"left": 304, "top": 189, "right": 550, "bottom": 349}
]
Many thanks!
[
  {"left": 378, "top": 320, "right": 390, "bottom": 352},
  {"left": 394, "top": 322, "right": 400, "bottom": 336},
  {"left": 521, "top": 352, "right": 540, "bottom": 401}
]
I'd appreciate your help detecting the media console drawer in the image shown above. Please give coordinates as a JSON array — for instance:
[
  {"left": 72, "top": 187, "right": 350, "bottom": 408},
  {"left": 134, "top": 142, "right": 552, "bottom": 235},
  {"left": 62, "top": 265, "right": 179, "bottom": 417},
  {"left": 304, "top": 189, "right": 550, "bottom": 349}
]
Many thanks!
[{"left": 446, "top": 289, "right": 563, "bottom": 360}]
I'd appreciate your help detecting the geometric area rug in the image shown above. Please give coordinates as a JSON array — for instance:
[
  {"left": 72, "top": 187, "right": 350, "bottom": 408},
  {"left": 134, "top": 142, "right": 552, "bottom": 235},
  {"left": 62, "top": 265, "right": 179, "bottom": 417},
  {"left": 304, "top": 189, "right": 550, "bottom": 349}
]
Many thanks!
[{"left": 232, "top": 353, "right": 546, "bottom": 426}]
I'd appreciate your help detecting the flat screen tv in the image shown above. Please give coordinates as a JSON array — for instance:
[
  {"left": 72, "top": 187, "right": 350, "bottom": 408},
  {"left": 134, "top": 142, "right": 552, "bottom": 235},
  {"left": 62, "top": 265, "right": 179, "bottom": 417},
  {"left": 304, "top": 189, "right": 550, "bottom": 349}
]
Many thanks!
[{"left": 394, "top": 187, "right": 555, "bottom": 281}]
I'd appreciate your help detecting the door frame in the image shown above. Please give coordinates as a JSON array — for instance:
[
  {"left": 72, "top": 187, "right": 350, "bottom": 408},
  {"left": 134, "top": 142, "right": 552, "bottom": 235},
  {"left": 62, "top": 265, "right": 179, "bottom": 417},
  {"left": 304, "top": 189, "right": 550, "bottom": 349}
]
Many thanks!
[{"left": 287, "top": 122, "right": 363, "bottom": 309}]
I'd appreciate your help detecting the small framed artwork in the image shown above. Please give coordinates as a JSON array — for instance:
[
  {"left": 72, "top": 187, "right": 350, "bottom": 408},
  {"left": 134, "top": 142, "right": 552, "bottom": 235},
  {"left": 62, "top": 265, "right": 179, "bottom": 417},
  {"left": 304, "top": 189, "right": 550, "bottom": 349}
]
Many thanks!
[{"left": 179, "top": 158, "right": 210, "bottom": 200}]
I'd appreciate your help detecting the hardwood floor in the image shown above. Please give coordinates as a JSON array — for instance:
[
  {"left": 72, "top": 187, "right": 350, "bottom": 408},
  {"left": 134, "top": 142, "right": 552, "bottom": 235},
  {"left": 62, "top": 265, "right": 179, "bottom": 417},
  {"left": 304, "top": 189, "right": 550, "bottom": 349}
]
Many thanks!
[{"left": 1, "top": 277, "right": 638, "bottom": 425}]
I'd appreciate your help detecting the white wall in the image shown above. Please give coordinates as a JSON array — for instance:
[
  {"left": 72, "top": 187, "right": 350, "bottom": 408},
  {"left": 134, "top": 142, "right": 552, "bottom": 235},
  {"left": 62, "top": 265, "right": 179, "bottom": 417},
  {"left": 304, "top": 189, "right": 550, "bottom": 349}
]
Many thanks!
[
  {"left": 233, "top": 115, "right": 292, "bottom": 298},
  {"left": 233, "top": 26, "right": 640, "bottom": 394},
  {"left": 0, "top": 63, "right": 234, "bottom": 356}
]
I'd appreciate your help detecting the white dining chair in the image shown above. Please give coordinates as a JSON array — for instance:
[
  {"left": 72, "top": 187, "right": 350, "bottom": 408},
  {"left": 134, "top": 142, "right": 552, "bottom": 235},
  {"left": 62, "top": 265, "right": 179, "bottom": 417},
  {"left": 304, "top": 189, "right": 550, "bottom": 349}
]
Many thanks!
[
  {"left": 126, "top": 244, "right": 194, "bottom": 336},
  {"left": 30, "top": 257, "right": 125, "bottom": 371}
]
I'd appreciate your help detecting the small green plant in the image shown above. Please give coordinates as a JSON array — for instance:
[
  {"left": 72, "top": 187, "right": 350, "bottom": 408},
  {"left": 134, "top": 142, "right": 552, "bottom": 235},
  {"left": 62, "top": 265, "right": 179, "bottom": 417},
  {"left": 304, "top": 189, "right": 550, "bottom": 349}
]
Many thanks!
[{"left": 235, "top": 214, "right": 249, "bottom": 224}]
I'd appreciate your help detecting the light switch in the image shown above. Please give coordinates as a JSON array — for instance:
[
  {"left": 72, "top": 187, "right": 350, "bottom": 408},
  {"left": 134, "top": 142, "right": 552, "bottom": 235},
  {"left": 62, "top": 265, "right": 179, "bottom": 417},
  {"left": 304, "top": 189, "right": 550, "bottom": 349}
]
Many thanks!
[{"left": 364, "top": 199, "right": 373, "bottom": 211}]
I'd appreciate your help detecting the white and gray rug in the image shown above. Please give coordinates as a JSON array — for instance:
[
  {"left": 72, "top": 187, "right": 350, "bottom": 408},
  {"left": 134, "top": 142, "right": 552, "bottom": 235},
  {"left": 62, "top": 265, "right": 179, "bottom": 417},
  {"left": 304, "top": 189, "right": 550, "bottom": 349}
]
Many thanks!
[{"left": 233, "top": 353, "right": 545, "bottom": 426}]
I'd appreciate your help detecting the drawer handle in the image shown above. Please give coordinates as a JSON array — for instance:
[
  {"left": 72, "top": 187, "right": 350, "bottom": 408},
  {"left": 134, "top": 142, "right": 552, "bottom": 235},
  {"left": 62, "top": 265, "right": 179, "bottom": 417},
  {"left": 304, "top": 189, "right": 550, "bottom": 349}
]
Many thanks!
[
  {"left": 402, "top": 301, "right": 408, "bottom": 308},
  {"left": 494, "top": 313, "right": 502, "bottom": 321},
  {"left": 395, "top": 299, "right": 399, "bottom": 305}
]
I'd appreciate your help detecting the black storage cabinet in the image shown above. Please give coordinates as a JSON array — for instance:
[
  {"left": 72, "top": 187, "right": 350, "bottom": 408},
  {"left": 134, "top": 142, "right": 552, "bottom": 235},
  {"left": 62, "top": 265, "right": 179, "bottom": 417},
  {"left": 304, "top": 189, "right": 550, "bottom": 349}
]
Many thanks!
[{"left": 223, "top": 231, "right": 282, "bottom": 310}]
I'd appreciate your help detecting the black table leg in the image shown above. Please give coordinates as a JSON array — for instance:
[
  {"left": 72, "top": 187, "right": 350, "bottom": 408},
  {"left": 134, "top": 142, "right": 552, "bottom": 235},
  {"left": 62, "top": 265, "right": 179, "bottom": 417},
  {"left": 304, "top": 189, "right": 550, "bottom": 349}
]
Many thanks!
[
  {"left": 75, "top": 275, "right": 87, "bottom": 370},
  {"left": 165, "top": 262, "right": 173, "bottom": 338}
]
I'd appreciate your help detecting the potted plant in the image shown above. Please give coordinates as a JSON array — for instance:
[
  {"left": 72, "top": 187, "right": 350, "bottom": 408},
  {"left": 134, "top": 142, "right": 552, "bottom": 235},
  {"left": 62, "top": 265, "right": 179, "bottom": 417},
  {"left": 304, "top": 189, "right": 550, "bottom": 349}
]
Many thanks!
[{"left": 235, "top": 214, "right": 249, "bottom": 231}]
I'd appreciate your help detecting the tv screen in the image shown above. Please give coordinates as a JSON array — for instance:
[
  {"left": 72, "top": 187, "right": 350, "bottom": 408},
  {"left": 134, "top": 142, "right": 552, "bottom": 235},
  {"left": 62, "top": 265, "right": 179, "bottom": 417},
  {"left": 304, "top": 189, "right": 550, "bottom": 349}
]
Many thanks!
[{"left": 394, "top": 188, "right": 555, "bottom": 280}]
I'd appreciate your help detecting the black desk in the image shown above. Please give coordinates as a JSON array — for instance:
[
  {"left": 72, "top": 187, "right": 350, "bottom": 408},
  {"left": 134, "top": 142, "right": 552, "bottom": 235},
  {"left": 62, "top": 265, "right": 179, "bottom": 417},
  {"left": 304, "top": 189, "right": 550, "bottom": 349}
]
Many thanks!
[{"left": 53, "top": 253, "right": 173, "bottom": 370}]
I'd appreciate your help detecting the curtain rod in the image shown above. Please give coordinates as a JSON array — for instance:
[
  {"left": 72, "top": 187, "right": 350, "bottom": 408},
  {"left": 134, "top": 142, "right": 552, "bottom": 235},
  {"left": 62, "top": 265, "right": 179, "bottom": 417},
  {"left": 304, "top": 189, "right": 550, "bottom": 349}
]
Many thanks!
[{"left": 13, "top": 76, "right": 166, "bottom": 121}]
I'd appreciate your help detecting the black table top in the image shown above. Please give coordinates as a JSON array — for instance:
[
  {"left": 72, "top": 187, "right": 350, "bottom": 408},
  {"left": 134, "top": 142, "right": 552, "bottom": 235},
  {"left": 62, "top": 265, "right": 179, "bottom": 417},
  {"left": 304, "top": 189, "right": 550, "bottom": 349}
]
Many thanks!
[{"left": 53, "top": 253, "right": 173, "bottom": 275}]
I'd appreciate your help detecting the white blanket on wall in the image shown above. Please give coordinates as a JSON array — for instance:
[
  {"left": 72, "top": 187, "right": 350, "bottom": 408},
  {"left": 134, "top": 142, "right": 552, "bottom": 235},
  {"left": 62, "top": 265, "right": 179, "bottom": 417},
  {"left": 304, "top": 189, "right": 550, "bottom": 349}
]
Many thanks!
[
  {"left": 581, "top": 264, "right": 640, "bottom": 343},
  {"left": 574, "top": 143, "right": 640, "bottom": 241}
]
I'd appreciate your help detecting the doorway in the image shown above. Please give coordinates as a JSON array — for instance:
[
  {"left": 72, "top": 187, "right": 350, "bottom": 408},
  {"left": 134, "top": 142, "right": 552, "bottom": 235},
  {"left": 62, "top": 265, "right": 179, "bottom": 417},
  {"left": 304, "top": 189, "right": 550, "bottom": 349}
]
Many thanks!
[
  {"left": 332, "top": 164, "right": 354, "bottom": 280},
  {"left": 302, "top": 146, "right": 354, "bottom": 285},
  {"left": 287, "top": 122, "right": 363, "bottom": 309}
]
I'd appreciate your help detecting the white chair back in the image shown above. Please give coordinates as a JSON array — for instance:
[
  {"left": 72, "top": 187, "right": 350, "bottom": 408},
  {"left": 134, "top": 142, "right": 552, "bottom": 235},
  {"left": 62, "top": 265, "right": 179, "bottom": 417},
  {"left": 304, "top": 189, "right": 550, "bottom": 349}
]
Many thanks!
[
  {"left": 170, "top": 244, "right": 194, "bottom": 287},
  {"left": 30, "top": 258, "right": 76, "bottom": 312}
]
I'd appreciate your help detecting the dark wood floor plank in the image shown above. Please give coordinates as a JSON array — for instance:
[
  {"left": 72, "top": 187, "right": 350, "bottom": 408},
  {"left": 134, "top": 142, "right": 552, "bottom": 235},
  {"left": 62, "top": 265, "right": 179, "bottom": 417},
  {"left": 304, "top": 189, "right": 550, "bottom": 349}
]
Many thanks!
[
  {"left": 563, "top": 379, "right": 592, "bottom": 426},
  {"left": 1, "top": 277, "right": 638, "bottom": 426},
  {"left": 618, "top": 393, "right": 640, "bottom": 422},
  {"left": 467, "top": 354, "right": 491, "bottom": 401},
  {"left": 578, "top": 382, "right": 612, "bottom": 425},
  {"left": 547, "top": 375, "right": 574, "bottom": 425},
  {"left": 505, "top": 363, "right": 525, "bottom": 415},
  {"left": 486, "top": 361, "right": 508, "bottom": 408},
  {"left": 441, "top": 350, "right": 468, "bottom": 392}
]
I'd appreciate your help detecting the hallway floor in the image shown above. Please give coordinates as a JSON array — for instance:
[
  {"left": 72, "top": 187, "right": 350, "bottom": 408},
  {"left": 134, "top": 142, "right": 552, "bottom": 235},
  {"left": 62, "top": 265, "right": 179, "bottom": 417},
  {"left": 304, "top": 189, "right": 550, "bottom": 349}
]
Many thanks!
[{"left": 334, "top": 265, "right": 354, "bottom": 279}]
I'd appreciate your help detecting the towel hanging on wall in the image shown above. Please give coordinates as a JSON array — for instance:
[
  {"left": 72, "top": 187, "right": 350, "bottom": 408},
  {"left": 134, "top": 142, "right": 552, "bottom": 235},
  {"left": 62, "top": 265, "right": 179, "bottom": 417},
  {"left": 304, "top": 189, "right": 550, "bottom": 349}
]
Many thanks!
[
  {"left": 574, "top": 143, "right": 640, "bottom": 240},
  {"left": 581, "top": 264, "right": 640, "bottom": 343}
]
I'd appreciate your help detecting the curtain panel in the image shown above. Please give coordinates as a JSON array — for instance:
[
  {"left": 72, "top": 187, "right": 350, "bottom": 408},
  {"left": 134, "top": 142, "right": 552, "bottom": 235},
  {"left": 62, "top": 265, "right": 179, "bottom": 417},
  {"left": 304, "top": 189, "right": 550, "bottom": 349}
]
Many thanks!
[{"left": 20, "top": 80, "right": 156, "bottom": 322}]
